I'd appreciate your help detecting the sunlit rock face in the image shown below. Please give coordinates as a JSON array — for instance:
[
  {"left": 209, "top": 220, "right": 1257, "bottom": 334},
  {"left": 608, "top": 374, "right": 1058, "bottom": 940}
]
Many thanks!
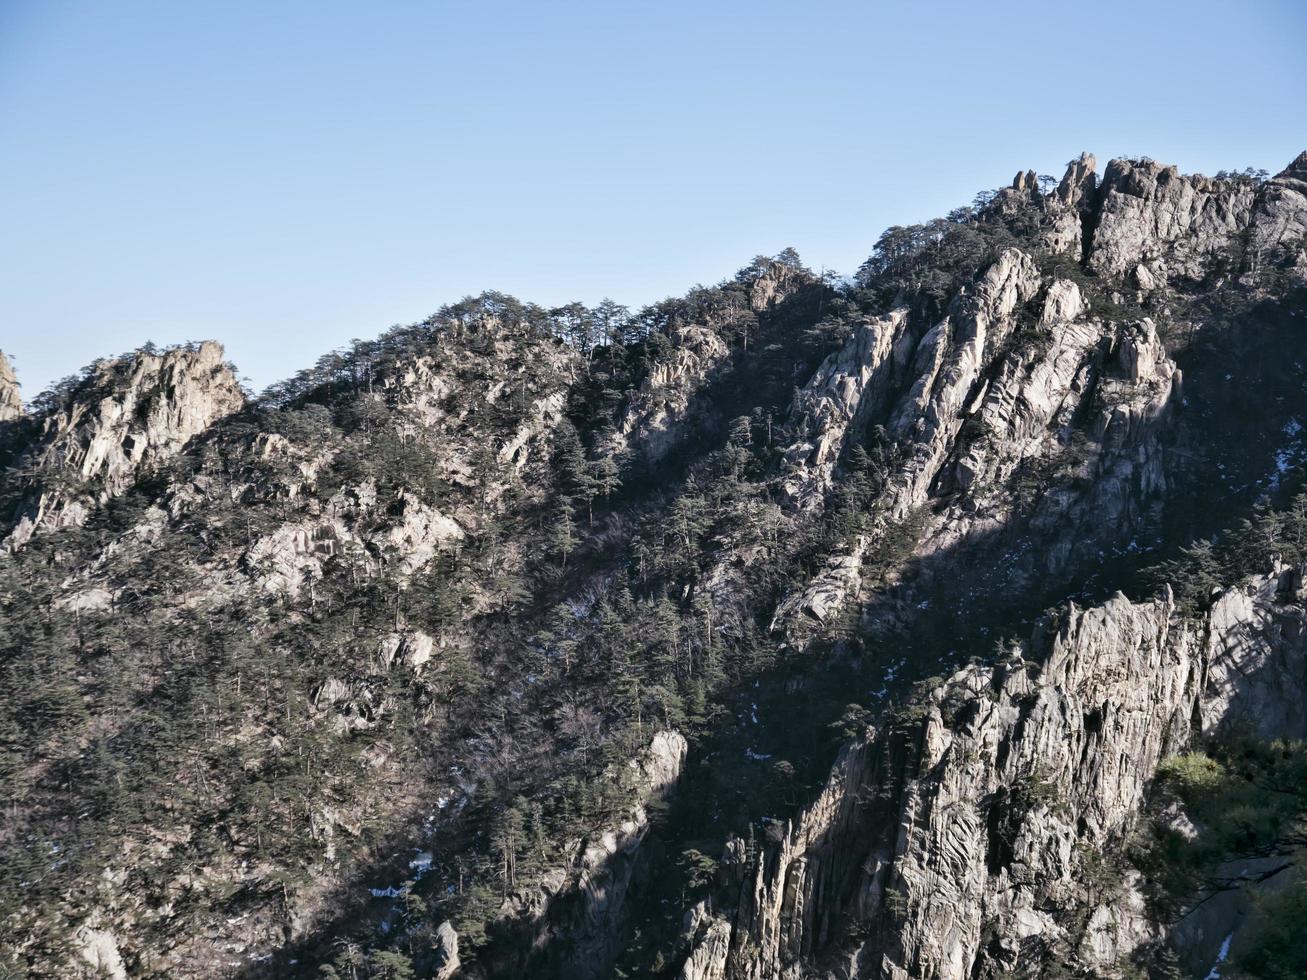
[
  {"left": 680, "top": 570, "right": 1307, "bottom": 979},
  {"left": 1089, "top": 157, "right": 1256, "bottom": 283},
  {"left": 6, "top": 151, "right": 1307, "bottom": 980},
  {"left": 0, "top": 351, "right": 21, "bottom": 423},
  {"left": 5, "top": 341, "right": 246, "bottom": 547}
]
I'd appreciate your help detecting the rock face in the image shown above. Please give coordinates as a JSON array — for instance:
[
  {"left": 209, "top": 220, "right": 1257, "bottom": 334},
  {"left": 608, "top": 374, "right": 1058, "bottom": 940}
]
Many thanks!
[
  {"left": 0, "top": 351, "right": 20, "bottom": 422},
  {"left": 433, "top": 920, "right": 461, "bottom": 980},
  {"left": 8, "top": 153, "right": 1307, "bottom": 980},
  {"left": 377, "top": 320, "right": 580, "bottom": 498},
  {"left": 680, "top": 570, "right": 1307, "bottom": 979},
  {"left": 781, "top": 308, "right": 912, "bottom": 508},
  {"left": 492, "top": 730, "right": 689, "bottom": 979},
  {"left": 368, "top": 491, "right": 465, "bottom": 576},
  {"left": 773, "top": 249, "right": 1179, "bottom": 643},
  {"left": 609, "top": 324, "right": 730, "bottom": 464},
  {"left": 773, "top": 250, "right": 1048, "bottom": 633},
  {"left": 1056, "top": 151, "right": 1097, "bottom": 209},
  {"left": 73, "top": 919, "right": 129, "bottom": 980},
  {"left": 1249, "top": 150, "right": 1307, "bottom": 274},
  {"left": 1089, "top": 158, "right": 1256, "bottom": 281},
  {"left": 1042, "top": 152, "right": 1098, "bottom": 256},
  {"left": 5, "top": 341, "right": 245, "bottom": 547},
  {"left": 1198, "top": 568, "right": 1307, "bottom": 740},
  {"left": 885, "top": 248, "right": 1045, "bottom": 516}
]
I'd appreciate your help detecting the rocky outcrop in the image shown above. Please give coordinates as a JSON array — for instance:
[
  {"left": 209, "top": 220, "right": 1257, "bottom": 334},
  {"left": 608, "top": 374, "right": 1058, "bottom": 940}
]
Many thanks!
[
  {"left": 1055, "top": 151, "right": 1097, "bottom": 209},
  {"left": 780, "top": 309, "right": 912, "bottom": 508},
  {"left": 775, "top": 255, "right": 1156, "bottom": 638},
  {"left": 1075, "top": 150, "right": 1307, "bottom": 283},
  {"left": 246, "top": 517, "right": 357, "bottom": 596},
  {"left": 949, "top": 279, "right": 1100, "bottom": 494},
  {"left": 774, "top": 255, "right": 1181, "bottom": 646},
  {"left": 367, "top": 491, "right": 465, "bottom": 576},
  {"left": 746, "top": 255, "right": 815, "bottom": 312},
  {"left": 498, "top": 390, "right": 568, "bottom": 473},
  {"left": 1010, "top": 169, "right": 1040, "bottom": 199},
  {"left": 1198, "top": 567, "right": 1307, "bottom": 740},
  {"left": 1042, "top": 152, "right": 1098, "bottom": 257},
  {"left": 241, "top": 488, "right": 463, "bottom": 597},
  {"left": 1089, "top": 158, "right": 1256, "bottom": 282},
  {"left": 885, "top": 248, "right": 1044, "bottom": 516},
  {"left": 861, "top": 594, "right": 1186, "bottom": 979},
  {"left": 677, "top": 914, "right": 732, "bottom": 980},
  {"left": 380, "top": 324, "right": 578, "bottom": 495},
  {"left": 682, "top": 568, "right": 1307, "bottom": 979},
  {"left": 0, "top": 350, "right": 20, "bottom": 422},
  {"left": 772, "top": 249, "right": 1048, "bottom": 636},
  {"left": 608, "top": 325, "right": 730, "bottom": 464},
  {"left": 934, "top": 310, "right": 1176, "bottom": 576},
  {"left": 73, "top": 919, "right": 129, "bottom": 980},
  {"left": 433, "top": 920, "right": 461, "bottom": 980},
  {"left": 377, "top": 628, "right": 437, "bottom": 672},
  {"left": 5, "top": 342, "right": 245, "bottom": 547},
  {"left": 1248, "top": 150, "right": 1307, "bottom": 275}
]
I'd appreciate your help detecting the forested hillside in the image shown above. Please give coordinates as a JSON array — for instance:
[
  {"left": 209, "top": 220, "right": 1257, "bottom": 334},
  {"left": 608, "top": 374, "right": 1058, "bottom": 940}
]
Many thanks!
[{"left": 3, "top": 150, "right": 1307, "bottom": 980}]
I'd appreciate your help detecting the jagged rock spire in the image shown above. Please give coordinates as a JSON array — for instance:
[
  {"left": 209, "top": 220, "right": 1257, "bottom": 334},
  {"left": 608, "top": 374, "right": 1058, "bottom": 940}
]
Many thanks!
[
  {"left": 0, "top": 350, "right": 21, "bottom": 422},
  {"left": 1056, "top": 151, "right": 1097, "bottom": 207},
  {"left": 1011, "top": 168, "right": 1040, "bottom": 199}
]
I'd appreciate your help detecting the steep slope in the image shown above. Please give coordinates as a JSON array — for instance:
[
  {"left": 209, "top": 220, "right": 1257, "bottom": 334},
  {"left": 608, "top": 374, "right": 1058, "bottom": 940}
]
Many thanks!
[
  {"left": 0, "top": 351, "right": 20, "bottom": 423},
  {"left": 674, "top": 566, "right": 1307, "bottom": 980},
  {"left": 2, "top": 152, "right": 1306, "bottom": 980}
]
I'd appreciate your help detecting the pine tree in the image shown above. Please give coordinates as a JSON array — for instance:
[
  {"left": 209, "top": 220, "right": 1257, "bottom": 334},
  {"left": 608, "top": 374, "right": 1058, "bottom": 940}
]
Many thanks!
[{"left": 548, "top": 498, "right": 578, "bottom": 570}]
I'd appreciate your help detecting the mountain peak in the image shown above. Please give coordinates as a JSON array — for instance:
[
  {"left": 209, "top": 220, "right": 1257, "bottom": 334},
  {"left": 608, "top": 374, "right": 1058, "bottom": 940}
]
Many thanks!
[{"left": 1278, "top": 149, "right": 1307, "bottom": 180}]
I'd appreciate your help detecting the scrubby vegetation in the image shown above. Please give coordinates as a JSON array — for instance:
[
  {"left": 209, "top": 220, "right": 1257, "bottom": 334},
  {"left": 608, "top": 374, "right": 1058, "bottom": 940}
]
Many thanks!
[{"left": 3, "top": 155, "right": 1306, "bottom": 979}]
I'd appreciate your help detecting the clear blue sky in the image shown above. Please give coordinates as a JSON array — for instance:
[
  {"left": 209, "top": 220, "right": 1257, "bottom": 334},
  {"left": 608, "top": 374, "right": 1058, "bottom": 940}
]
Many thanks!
[{"left": 3, "top": 0, "right": 1305, "bottom": 398}]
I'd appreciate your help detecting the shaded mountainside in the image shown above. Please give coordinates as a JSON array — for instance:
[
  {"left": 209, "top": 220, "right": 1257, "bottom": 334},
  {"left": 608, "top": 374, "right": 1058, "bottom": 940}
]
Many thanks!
[{"left": 2, "top": 151, "right": 1307, "bottom": 980}]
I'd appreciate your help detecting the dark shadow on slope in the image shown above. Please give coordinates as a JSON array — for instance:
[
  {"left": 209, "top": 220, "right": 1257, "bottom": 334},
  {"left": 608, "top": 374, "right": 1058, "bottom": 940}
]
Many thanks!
[
  {"left": 607, "top": 282, "right": 1307, "bottom": 974},
  {"left": 228, "top": 281, "right": 1307, "bottom": 980}
]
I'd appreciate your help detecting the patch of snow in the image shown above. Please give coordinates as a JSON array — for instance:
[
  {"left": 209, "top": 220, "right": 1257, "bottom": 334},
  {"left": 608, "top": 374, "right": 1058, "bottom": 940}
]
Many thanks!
[
  {"left": 1203, "top": 932, "right": 1233, "bottom": 979},
  {"left": 410, "top": 851, "right": 433, "bottom": 876},
  {"left": 745, "top": 747, "right": 772, "bottom": 761}
]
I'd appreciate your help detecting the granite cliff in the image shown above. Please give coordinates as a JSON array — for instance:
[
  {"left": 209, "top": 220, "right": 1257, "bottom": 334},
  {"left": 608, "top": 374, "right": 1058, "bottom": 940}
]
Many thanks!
[{"left": 3, "top": 153, "right": 1306, "bottom": 980}]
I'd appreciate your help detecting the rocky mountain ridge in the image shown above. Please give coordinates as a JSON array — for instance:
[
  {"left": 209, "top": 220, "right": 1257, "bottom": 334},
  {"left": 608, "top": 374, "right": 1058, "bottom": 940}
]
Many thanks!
[{"left": 2, "top": 150, "right": 1306, "bottom": 980}]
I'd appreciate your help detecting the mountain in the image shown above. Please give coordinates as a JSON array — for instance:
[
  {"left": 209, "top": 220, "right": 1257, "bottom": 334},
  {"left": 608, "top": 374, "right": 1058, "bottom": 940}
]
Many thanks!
[{"left": 2, "top": 150, "right": 1306, "bottom": 980}]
